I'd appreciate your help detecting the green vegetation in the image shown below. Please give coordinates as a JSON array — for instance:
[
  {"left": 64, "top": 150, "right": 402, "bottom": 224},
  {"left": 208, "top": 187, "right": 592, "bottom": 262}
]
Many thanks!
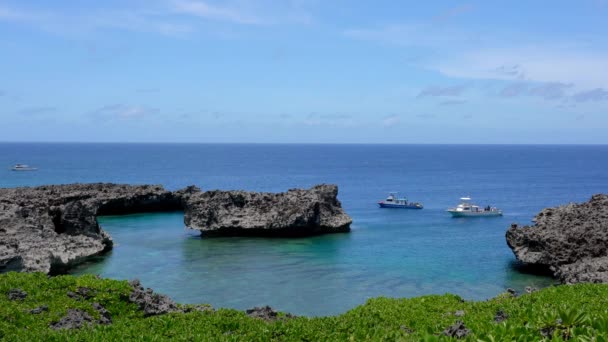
[{"left": 3, "top": 272, "right": 608, "bottom": 341}]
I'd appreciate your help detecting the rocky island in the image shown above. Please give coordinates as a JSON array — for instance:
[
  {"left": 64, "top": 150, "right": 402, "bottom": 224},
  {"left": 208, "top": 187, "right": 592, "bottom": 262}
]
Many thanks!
[
  {"left": 506, "top": 194, "right": 608, "bottom": 284},
  {"left": 0, "top": 183, "right": 351, "bottom": 274}
]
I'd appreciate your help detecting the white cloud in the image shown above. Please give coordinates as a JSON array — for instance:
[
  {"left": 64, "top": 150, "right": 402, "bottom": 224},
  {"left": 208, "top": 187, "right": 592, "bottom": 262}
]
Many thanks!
[
  {"left": 434, "top": 46, "right": 608, "bottom": 89},
  {"left": 345, "top": 22, "right": 608, "bottom": 90},
  {"left": 171, "top": 0, "right": 261, "bottom": 25},
  {"left": 91, "top": 104, "right": 158, "bottom": 121},
  {"left": 382, "top": 114, "right": 400, "bottom": 127},
  {"left": 0, "top": 3, "right": 192, "bottom": 37}
]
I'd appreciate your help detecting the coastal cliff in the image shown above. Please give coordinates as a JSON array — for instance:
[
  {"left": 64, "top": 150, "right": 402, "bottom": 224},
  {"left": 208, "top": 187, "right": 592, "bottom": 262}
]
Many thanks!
[
  {"left": 0, "top": 183, "right": 351, "bottom": 274},
  {"left": 506, "top": 194, "right": 608, "bottom": 283}
]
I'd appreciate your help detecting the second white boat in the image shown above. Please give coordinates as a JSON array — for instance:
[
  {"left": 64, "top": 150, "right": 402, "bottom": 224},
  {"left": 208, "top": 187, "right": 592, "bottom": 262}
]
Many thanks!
[{"left": 447, "top": 197, "right": 502, "bottom": 217}]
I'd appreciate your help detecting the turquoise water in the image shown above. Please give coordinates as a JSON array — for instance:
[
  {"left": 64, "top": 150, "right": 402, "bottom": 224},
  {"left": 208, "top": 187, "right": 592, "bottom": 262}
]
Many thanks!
[{"left": 2, "top": 143, "right": 608, "bottom": 316}]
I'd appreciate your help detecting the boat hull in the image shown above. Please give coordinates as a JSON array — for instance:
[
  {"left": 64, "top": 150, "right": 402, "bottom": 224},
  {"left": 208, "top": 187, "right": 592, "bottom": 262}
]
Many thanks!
[
  {"left": 447, "top": 210, "right": 502, "bottom": 217},
  {"left": 379, "top": 202, "right": 423, "bottom": 209}
]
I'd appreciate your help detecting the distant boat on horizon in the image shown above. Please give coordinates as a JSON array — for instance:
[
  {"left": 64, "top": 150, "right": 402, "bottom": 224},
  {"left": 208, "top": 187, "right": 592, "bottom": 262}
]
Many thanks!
[
  {"left": 11, "top": 164, "right": 38, "bottom": 171},
  {"left": 378, "top": 192, "right": 423, "bottom": 209},
  {"left": 447, "top": 197, "right": 502, "bottom": 217}
]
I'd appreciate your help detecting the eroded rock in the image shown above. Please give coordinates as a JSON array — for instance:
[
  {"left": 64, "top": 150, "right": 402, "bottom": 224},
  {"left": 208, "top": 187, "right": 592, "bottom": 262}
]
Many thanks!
[
  {"left": 29, "top": 305, "right": 49, "bottom": 314},
  {"left": 50, "top": 309, "right": 95, "bottom": 330},
  {"left": 7, "top": 288, "right": 27, "bottom": 301},
  {"left": 1, "top": 183, "right": 351, "bottom": 274},
  {"left": 245, "top": 306, "right": 295, "bottom": 321},
  {"left": 443, "top": 321, "right": 470, "bottom": 339},
  {"left": 92, "top": 303, "right": 112, "bottom": 325},
  {"left": 128, "top": 279, "right": 179, "bottom": 317},
  {"left": 0, "top": 183, "right": 178, "bottom": 274},
  {"left": 185, "top": 184, "right": 352, "bottom": 237},
  {"left": 494, "top": 310, "right": 508, "bottom": 323},
  {"left": 506, "top": 194, "right": 608, "bottom": 283}
]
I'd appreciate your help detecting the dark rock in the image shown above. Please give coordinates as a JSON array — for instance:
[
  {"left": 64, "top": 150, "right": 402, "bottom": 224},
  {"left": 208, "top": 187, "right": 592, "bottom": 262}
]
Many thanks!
[
  {"left": 1, "top": 183, "right": 351, "bottom": 274},
  {"left": 443, "top": 321, "right": 470, "bottom": 339},
  {"left": 245, "top": 306, "right": 295, "bottom": 321},
  {"left": 185, "top": 184, "right": 352, "bottom": 237},
  {"left": 525, "top": 286, "right": 538, "bottom": 294},
  {"left": 29, "top": 305, "right": 49, "bottom": 314},
  {"left": 92, "top": 303, "right": 112, "bottom": 325},
  {"left": 128, "top": 279, "right": 179, "bottom": 317},
  {"left": 7, "top": 288, "right": 27, "bottom": 301},
  {"left": 50, "top": 309, "right": 94, "bottom": 330},
  {"left": 506, "top": 194, "right": 608, "bottom": 283},
  {"left": 506, "top": 288, "right": 517, "bottom": 297},
  {"left": 182, "top": 304, "right": 214, "bottom": 313},
  {"left": 494, "top": 310, "right": 508, "bottom": 323},
  {"left": 67, "top": 287, "right": 95, "bottom": 300}
]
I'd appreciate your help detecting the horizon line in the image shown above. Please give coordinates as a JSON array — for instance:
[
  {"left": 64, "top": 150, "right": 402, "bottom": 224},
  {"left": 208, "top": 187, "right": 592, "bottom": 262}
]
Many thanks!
[{"left": 0, "top": 141, "right": 606, "bottom": 146}]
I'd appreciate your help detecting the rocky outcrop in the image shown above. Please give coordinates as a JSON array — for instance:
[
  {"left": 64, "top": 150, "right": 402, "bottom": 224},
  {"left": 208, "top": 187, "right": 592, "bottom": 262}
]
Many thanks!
[
  {"left": 506, "top": 194, "right": 608, "bottom": 283},
  {"left": 0, "top": 183, "right": 351, "bottom": 274},
  {"left": 184, "top": 184, "right": 352, "bottom": 237},
  {"left": 0, "top": 183, "right": 179, "bottom": 274}
]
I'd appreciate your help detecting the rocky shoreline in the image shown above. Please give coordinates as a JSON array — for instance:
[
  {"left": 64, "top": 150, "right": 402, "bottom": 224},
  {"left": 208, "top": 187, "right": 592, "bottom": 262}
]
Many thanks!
[
  {"left": 506, "top": 194, "right": 608, "bottom": 284},
  {"left": 0, "top": 183, "right": 351, "bottom": 274}
]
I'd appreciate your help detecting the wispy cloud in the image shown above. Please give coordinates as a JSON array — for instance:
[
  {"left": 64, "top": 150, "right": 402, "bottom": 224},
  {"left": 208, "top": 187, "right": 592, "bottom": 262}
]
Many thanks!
[
  {"left": 439, "top": 100, "right": 467, "bottom": 106},
  {"left": 136, "top": 88, "right": 161, "bottom": 94},
  {"left": 572, "top": 88, "right": 608, "bottom": 102},
  {"left": 302, "top": 112, "right": 356, "bottom": 126},
  {"left": 345, "top": 19, "right": 608, "bottom": 90},
  {"left": 382, "top": 114, "right": 400, "bottom": 127},
  {"left": 0, "top": 3, "right": 192, "bottom": 37},
  {"left": 171, "top": 0, "right": 261, "bottom": 25},
  {"left": 18, "top": 106, "right": 57, "bottom": 116},
  {"left": 417, "top": 85, "right": 467, "bottom": 97},
  {"left": 527, "top": 82, "right": 573, "bottom": 100},
  {"left": 90, "top": 104, "right": 158, "bottom": 121},
  {"left": 432, "top": 4, "right": 474, "bottom": 23},
  {"left": 434, "top": 46, "right": 608, "bottom": 89},
  {"left": 498, "top": 81, "right": 608, "bottom": 103}
]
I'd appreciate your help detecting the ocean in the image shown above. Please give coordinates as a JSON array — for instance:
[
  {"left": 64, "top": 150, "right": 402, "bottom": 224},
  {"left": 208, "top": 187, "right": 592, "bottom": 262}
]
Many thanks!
[{"left": 1, "top": 143, "right": 607, "bottom": 316}]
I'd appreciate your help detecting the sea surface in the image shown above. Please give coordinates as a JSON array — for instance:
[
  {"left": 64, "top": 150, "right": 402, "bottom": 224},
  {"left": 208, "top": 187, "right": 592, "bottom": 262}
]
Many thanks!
[{"left": 2, "top": 143, "right": 607, "bottom": 316}]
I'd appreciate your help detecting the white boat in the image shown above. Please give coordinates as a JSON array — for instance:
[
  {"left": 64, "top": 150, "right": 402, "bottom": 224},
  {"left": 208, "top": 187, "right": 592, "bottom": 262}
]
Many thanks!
[
  {"left": 11, "top": 164, "right": 38, "bottom": 171},
  {"left": 447, "top": 197, "right": 502, "bottom": 217}
]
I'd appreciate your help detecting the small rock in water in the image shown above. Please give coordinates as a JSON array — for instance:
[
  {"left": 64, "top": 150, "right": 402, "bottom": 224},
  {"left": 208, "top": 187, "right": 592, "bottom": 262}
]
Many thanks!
[
  {"left": 7, "top": 288, "right": 27, "bottom": 301},
  {"left": 443, "top": 321, "right": 470, "bottom": 339},
  {"left": 50, "top": 309, "right": 94, "bottom": 330},
  {"left": 29, "top": 305, "right": 49, "bottom": 314},
  {"left": 494, "top": 310, "right": 509, "bottom": 323}
]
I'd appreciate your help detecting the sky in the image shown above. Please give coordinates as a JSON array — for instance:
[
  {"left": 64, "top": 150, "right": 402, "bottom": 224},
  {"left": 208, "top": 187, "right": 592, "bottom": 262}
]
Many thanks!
[{"left": 1, "top": 0, "right": 607, "bottom": 144}]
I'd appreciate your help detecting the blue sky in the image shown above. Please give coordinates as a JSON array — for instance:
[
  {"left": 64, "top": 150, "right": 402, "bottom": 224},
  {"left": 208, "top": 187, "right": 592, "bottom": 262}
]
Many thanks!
[{"left": 1, "top": 0, "right": 607, "bottom": 143}]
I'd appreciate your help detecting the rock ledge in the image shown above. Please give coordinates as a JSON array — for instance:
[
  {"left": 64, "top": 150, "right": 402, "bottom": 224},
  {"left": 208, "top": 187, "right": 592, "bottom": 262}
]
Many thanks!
[
  {"left": 506, "top": 194, "right": 608, "bottom": 283},
  {"left": 0, "top": 183, "right": 351, "bottom": 274}
]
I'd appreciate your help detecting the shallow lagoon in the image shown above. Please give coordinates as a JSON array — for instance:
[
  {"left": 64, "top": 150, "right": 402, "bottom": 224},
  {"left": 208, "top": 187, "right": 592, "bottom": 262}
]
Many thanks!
[{"left": 2, "top": 143, "right": 607, "bottom": 316}]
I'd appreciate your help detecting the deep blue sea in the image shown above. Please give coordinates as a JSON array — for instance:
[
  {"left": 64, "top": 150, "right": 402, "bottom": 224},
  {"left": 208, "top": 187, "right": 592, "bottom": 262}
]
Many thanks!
[{"left": 2, "top": 143, "right": 608, "bottom": 316}]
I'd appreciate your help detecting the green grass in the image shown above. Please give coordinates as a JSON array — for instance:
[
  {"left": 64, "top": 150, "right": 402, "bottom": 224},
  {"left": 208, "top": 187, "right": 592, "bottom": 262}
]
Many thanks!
[{"left": 3, "top": 272, "right": 608, "bottom": 341}]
